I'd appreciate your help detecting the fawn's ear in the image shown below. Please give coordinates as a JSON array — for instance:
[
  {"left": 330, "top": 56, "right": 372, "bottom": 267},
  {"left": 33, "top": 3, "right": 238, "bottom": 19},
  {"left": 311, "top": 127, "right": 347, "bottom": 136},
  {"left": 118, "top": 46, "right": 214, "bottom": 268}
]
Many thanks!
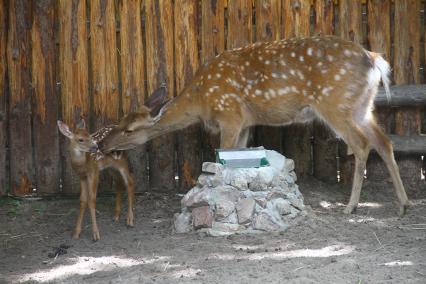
[
  {"left": 57, "top": 121, "right": 74, "bottom": 139},
  {"left": 76, "top": 119, "right": 86, "bottom": 129}
]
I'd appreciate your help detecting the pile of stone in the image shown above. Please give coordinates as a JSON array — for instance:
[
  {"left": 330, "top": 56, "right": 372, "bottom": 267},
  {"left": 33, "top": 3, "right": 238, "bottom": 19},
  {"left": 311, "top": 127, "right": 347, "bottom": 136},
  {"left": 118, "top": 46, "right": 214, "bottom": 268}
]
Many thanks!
[{"left": 173, "top": 150, "right": 306, "bottom": 236}]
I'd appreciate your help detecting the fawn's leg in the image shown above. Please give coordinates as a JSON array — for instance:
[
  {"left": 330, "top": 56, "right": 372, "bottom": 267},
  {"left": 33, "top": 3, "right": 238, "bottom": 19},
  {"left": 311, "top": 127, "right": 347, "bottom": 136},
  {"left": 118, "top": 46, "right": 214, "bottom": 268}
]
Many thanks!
[
  {"left": 73, "top": 179, "right": 88, "bottom": 239},
  {"left": 235, "top": 128, "right": 250, "bottom": 148},
  {"left": 113, "top": 174, "right": 124, "bottom": 222},
  {"left": 361, "top": 122, "right": 410, "bottom": 215},
  {"left": 118, "top": 162, "right": 135, "bottom": 227},
  {"left": 87, "top": 174, "right": 100, "bottom": 241}
]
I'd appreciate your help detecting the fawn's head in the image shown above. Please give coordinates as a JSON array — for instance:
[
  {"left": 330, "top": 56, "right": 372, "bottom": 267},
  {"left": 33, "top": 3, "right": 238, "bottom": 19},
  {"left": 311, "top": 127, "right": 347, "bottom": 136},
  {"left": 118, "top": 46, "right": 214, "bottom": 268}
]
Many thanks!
[
  {"left": 57, "top": 119, "right": 98, "bottom": 153},
  {"left": 99, "top": 86, "right": 169, "bottom": 152}
]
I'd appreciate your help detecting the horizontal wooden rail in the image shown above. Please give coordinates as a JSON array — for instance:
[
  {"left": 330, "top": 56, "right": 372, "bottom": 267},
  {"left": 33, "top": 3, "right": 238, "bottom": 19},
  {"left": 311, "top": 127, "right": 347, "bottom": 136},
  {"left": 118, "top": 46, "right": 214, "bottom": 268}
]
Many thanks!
[
  {"left": 389, "top": 134, "right": 426, "bottom": 154},
  {"left": 376, "top": 84, "right": 426, "bottom": 107}
]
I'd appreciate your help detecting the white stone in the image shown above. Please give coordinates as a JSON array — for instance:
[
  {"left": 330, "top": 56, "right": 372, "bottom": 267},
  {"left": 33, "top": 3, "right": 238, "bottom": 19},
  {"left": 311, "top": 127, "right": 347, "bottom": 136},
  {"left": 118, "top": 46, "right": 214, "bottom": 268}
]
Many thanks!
[
  {"left": 174, "top": 211, "right": 193, "bottom": 233},
  {"left": 236, "top": 198, "right": 256, "bottom": 224}
]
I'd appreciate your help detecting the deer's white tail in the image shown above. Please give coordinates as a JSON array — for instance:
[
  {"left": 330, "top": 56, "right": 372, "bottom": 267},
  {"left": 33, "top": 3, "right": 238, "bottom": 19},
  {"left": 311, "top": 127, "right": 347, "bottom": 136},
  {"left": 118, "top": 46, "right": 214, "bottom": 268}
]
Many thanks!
[{"left": 370, "top": 52, "right": 392, "bottom": 102}]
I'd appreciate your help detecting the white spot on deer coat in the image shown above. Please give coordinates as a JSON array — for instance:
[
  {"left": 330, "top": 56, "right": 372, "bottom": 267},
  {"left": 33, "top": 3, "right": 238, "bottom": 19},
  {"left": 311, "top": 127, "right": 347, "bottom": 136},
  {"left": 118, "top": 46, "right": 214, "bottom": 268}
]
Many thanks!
[{"left": 307, "top": 47, "right": 313, "bottom": 56}]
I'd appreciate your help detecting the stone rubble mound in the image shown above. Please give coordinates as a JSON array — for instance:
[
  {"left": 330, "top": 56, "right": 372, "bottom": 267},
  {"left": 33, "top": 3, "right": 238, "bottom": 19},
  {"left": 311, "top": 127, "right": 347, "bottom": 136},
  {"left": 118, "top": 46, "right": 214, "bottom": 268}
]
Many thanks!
[{"left": 173, "top": 150, "right": 306, "bottom": 236}]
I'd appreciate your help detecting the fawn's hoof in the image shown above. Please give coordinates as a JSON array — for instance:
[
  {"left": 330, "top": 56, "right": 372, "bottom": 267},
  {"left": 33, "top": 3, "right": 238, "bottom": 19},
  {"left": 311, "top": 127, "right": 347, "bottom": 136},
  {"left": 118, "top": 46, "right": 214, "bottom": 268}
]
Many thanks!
[
  {"left": 72, "top": 232, "right": 80, "bottom": 239},
  {"left": 126, "top": 216, "right": 134, "bottom": 228},
  {"left": 113, "top": 216, "right": 120, "bottom": 222}
]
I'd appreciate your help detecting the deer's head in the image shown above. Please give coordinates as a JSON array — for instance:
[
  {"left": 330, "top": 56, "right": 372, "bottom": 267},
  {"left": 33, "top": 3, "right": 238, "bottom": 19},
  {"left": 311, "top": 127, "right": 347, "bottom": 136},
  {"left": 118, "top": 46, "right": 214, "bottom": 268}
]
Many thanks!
[{"left": 99, "top": 86, "right": 169, "bottom": 153}]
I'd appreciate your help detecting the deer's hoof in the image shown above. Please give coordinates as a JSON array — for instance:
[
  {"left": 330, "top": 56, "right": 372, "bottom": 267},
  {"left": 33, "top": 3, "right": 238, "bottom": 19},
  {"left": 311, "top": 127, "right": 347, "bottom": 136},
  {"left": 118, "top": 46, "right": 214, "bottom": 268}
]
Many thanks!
[
  {"left": 126, "top": 216, "right": 134, "bottom": 228},
  {"left": 92, "top": 231, "right": 101, "bottom": 242},
  {"left": 113, "top": 215, "right": 120, "bottom": 222},
  {"left": 72, "top": 232, "right": 80, "bottom": 239},
  {"left": 343, "top": 205, "right": 356, "bottom": 215}
]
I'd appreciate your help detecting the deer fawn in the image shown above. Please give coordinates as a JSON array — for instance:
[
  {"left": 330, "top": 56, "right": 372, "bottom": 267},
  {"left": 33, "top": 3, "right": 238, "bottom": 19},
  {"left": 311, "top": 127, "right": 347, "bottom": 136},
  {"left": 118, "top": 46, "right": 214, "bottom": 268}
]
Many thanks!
[
  {"left": 58, "top": 120, "right": 135, "bottom": 241},
  {"left": 99, "top": 36, "right": 410, "bottom": 216}
]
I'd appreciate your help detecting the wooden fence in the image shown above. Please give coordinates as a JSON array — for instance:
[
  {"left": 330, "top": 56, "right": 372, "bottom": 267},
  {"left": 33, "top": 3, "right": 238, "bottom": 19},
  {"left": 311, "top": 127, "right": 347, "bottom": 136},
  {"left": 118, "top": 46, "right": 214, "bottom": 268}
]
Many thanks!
[{"left": 0, "top": 0, "right": 425, "bottom": 197}]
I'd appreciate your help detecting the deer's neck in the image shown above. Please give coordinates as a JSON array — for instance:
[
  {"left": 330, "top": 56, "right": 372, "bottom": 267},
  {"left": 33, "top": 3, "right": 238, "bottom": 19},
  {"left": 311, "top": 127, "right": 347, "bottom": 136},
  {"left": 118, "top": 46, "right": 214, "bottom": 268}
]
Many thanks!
[{"left": 147, "top": 89, "right": 202, "bottom": 138}]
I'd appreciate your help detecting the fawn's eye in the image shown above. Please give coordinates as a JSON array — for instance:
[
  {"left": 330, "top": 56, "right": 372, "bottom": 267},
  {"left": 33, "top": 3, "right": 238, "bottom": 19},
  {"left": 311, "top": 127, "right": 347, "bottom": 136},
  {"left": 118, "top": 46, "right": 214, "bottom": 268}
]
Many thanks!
[
  {"left": 124, "top": 129, "right": 133, "bottom": 134},
  {"left": 78, "top": 138, "right": 84, "bottom": 143}
]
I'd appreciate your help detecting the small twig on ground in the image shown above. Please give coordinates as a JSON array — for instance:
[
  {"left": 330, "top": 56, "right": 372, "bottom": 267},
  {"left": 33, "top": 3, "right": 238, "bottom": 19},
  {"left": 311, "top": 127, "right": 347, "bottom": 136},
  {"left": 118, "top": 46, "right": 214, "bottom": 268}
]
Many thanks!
[
  {"left": 293, "top": 265, "right": 310, "bottom": 272},
  {"left": 416, "top": 271, "right": 426, "bottom": 277},
  {"left": 373, "top": 232, "right": 382, "bottom": 247}
]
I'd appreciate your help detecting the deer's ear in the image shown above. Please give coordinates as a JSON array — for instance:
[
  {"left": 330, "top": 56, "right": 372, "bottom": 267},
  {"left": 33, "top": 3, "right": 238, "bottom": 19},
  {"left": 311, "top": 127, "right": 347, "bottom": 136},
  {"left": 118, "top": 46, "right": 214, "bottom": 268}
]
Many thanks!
[
  {"left": 76, "top": 119, "right": 86, "bottom": 129},
  {"left": 57, "top": 121, "right": 74, "bottom": 139},
  {"left": 145, "top": 85, "right": 167, "bottom": 109},
  {"left": 149, "top": 99, "right": 170, "bottom": 121}
]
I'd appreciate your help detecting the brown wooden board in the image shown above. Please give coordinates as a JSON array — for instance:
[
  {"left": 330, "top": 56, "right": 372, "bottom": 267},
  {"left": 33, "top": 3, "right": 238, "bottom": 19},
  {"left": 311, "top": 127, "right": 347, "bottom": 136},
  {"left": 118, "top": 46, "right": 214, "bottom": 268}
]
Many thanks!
[
  {"left": 145, "top": 0, "right": 176, "bottom": 192},
  {"left": 227, "top": 0, "right": 253, "bottom": 50},
  {"left": 7, "top": 0, "right": 34, "bottom": 196},
  {"left": 200, "top": 0, "right": 224, "bottom": 163},
  {"left": 366, "top": 0, "right": 392, "bottom": 183},
  {"left": 59, "top": 0, "right": 90, "bottom": 194},
  {"left": 314, "top": 0, "right": 334, "bottom": 36},
  {"left": 119, "top": 0, "right": 148, "bottom": 193},
  {"left": 393, "top": 0, "right": 422, "bottom": 191},
  {"left": 174, "top": 0, "right": 201, "bottom": 191},
  {"left": 254, "top": 0, "right": 283, "bottom": 153},
  {"left": 0, "top": 0, "right": 7, "bottom": 196},
  {"left": 312, "top": 0, "right": 337, "bottom": 183},
  {"left": 281, "top": 0, "right": 312, "bottom": 179},
  {"left": 31, "top": 0, "right": 61, "bottom": 195},
  {"left": 338, "top": 0, "right": 362, "bottom": 186},
  {"left": 90, "top": 0, "right": 119, "bottom": 193}
]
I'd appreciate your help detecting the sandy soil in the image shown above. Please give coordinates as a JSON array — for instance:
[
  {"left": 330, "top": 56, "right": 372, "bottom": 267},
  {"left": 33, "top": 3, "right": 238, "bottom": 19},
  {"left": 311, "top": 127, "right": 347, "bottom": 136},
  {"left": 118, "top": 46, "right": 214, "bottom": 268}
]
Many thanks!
[{"left": 1, "top": 178, "right": 425, "bottom": 284}]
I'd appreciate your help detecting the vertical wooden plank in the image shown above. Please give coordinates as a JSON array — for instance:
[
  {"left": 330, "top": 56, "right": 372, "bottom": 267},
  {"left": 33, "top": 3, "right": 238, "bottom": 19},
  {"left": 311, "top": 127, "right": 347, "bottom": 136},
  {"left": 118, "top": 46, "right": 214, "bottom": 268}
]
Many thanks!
[
  {"left": 90, "top": 0, "right": 119, "bottom": 127},
  {"left": 145, "top": 0, "right": 176, "bottom": 192},
  {"left": 227, "top": 0, "right": 253, "bottom": 50},
  {"left": 338, "top": 1, "right": 362, "bottom": 186},
  {"left": 7, "top": 0, "right": 34, "bottom": 196},
  {"left": 394, "top": 0, "right": 422, "bottom": 190},
  {"left": 59, "top": 0, "right": 90, "bottom": 194},
  {"left": 255, "top": 0, "right": 283, "bottom": 153},
  {"left": 0, "top": 0, "right": 6, "bottom": 196},
  {"left": 366, "top": 0, "right": 392, "bottom": 183},
  {"left": 0, "top": 0, "right": 7, "bottom": 196},
  {"left": 314, "top": 0, "right": 334, "bottom": 36},
  {"left": 282, "top": 0, "right": 310, "bottom": 39},
  {"left": 281, "top": 0, "right": 312, "bottom": 179},
  {"left": 174, "top": 0, "right": 201, "bottom": 191},
  {"left": 31, "top": 0, "right": 60, "bottom": 195},
  {"left": 312, "top": 0, "right": 336, "bottom": 183},
  {"left": 200, "top": 0, "right": 224, "bottom": 162},
  {"left": 338, "top": 0, "right": 362, "bottom": 43},
  {"left": 119, "top": 0, "right": 148, "bottom": 193},
  {"left": 90, "top": 0, "right": 119, "bottom": 192}
]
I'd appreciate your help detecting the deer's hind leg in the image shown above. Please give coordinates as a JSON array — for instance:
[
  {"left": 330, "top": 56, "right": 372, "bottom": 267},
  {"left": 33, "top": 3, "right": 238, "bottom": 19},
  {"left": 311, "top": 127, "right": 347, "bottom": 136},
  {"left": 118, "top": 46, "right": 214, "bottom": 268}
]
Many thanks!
[
  {"left": 116, "top": 159, "right": 135, "bottom": 227},
  {"left": 315, "top": 109, "right": 371, "bottom": 214},
  {"left": 360, "top": 121, "right": 410, "bottom": 215}
]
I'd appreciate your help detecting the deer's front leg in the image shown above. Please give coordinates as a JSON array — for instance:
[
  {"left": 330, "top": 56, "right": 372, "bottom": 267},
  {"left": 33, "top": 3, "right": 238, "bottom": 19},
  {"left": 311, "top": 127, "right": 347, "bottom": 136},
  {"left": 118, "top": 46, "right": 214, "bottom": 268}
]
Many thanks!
[
  {"left": 88, "top": 174, "right": 100, "bottom": 241},
  {"left": 118, "top": 162, "right": 135, "bottom": 228},
  {"left": 219, "top": 119, "right": 244, "bottom": 148},
  {"left": 73, "top": 180, "right": 88, "bottom": 239}
]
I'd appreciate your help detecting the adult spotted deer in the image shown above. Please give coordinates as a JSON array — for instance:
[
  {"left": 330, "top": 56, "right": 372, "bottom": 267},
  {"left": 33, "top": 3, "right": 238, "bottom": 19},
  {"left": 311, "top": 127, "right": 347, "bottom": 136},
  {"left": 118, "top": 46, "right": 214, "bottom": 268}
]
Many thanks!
[
  {"left": 99, "top": 36, "right": 410, "bottom": 215},
  {"left": 58, "top": 120, "right": 134, "bottom": 241}
]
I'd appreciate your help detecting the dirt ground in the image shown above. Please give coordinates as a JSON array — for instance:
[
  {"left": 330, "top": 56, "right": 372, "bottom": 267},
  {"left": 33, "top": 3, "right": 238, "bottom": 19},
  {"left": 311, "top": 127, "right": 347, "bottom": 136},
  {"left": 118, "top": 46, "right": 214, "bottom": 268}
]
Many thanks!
[{"left": 1, "top": 177, "right": 425, "bottom": 284}]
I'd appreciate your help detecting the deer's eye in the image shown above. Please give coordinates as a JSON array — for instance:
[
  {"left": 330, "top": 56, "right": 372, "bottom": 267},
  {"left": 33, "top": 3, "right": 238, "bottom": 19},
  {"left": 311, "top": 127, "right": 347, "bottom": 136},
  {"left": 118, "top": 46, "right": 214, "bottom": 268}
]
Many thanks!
[
  {"left": 78, "top": 138, "right": 84, "bottom": 143},
  {"left": 124, "top": 129, "right": 133, "bottom": 134}
]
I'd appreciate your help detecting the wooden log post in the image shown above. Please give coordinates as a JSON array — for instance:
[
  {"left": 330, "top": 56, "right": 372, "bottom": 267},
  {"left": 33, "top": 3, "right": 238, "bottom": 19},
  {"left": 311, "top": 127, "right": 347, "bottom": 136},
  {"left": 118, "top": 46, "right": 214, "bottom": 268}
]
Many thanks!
[
  {"left": 31, "top": 0, "right": 60, "bottom": 195},
  {"left": 366, "top": 0, "right": 392, "bottom": 184},
  {"left": 119, "top": 0, "right": 148, "bottom": 193},
  {"left": 393, "top": 0, "right": 423, "bottom": 192},
  {"left": 200, "top": 0, "right": 224, "bottom": 163},
  {"left": 312, "top": 0, "right": 337, "bottom": 183},
  {"left": 338, "top": 1, "right": 362, "bottom": 186},
  {"left": 227, "top": 0, "right": 253, "bottom": 50},
  {"left": 174, "top": 0, "right": 201, "bottom": 191},
  {"left": 59, "top": 0, "right": 90, "bottom": 194},
  {"left": 254, "top": 0, "right": 283, "bottom": 153},
  {"left": 7, "top": 0, "right": 34, "bottom": 196},
  {"left": 281, "top": 0, "right": 312, "bottom": 179},
  {"left": 90, "top": 0, "right": 119, "bottom": 193},
  {"left": 0, "top": 0, "right": 7, "bottom": 196},
  {"left": 145, "top": 0, "right": 176, "bottom": 192}
]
